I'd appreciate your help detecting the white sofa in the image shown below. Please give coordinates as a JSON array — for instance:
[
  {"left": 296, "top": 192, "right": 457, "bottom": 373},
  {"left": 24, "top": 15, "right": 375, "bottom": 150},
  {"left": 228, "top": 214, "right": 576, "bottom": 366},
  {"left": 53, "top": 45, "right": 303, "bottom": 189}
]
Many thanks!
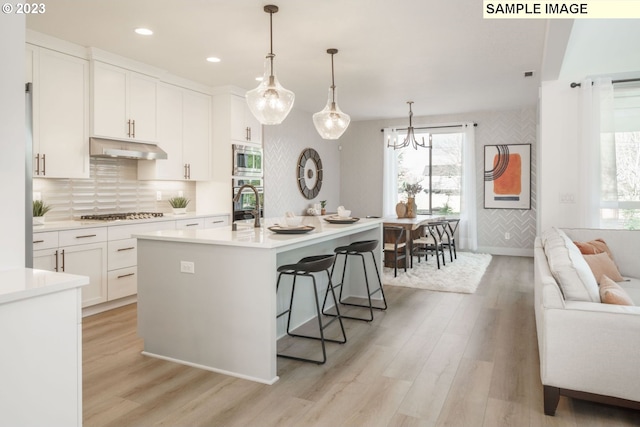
[{"left": 534, "top": 227, "right": 640, "bottom": 415}]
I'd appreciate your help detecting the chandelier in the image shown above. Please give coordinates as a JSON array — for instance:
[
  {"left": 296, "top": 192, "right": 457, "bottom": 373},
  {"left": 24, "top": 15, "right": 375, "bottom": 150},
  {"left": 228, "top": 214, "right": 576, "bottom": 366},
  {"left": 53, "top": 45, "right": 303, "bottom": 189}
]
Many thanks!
[
  {"left": 312, "top": 48, "right": 351, "bottom": 140},
  {"left": 387, "top": 101, "right": 430, "bottom": 149},
  {"left": 246, "top": 5, "right": 295, "bottom": 125}
]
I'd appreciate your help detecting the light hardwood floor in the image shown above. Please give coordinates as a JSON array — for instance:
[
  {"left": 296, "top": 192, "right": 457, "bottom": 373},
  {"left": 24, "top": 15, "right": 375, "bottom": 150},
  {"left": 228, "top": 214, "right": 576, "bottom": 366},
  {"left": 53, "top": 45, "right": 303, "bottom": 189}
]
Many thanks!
[{"left": 83, "top": 255, "right": 640, "bottom": 427}]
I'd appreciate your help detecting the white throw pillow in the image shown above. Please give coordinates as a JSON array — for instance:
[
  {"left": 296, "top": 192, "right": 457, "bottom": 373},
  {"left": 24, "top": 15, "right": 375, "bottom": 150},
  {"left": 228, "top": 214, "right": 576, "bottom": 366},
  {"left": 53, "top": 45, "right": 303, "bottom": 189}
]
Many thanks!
[{"left": 543, "top": 227, "right": 601, "bottom": 302}]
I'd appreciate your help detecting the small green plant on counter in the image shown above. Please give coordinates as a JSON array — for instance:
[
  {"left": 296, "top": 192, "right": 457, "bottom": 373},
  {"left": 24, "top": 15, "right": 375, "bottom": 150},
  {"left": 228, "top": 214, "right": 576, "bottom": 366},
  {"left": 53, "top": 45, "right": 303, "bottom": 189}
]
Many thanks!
[
  {"left": 32, "top": 200, "right": 52, "bottom": 217},
  {"left": 168, "top": 197, "right": 190, "bottom": 208},
  {"left": 320, "top": 200, "right": 327, "bottom": 209}
]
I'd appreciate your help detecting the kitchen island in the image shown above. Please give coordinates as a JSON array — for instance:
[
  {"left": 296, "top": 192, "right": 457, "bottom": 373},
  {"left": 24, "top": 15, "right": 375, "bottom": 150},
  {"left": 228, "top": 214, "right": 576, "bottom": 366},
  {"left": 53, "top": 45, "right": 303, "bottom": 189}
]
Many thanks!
[{"left": 134, "top": 216, "right": 383, "bottom": 384}]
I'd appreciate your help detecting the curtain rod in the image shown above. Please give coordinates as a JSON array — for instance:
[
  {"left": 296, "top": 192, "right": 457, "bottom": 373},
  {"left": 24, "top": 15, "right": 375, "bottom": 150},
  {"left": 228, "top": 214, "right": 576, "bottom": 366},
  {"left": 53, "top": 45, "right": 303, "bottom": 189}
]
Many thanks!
[
  {"left": 380, "top": 123, "right": 477, "bottom": 132},
  {"left": 570, "top": 78, "right": 640, "bottom": 88}
]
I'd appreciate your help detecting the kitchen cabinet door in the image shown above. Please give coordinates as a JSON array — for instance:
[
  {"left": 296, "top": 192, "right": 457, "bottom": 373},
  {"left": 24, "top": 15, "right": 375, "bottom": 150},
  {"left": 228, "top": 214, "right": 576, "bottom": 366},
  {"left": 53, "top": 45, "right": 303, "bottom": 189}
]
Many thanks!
[
  {"left": 230, "top": 94, "right": 262, "bottom": 145},
  {"left": 27, "top": 45, "right": 89, "bottom": 179},
  {"left": 60, "top": 242, "right": 108, "bottom": 308},
  {"left": 139, "top": 82, "right": 184, "bottom": 180},
  {"left": 33, "top": 248, "right": 58, "bottom": 272},
  {"left": 128, "top": 72, "right": 157, "bottom": 141},
  {"left": 182, "top": 89, "right": 211, "bottom": 180},
  {"left": 92, "top": 61, "right": 128, "bottom": 139},
  {"left": 92, "top": 61, "right": 157, "bottom": 141}
]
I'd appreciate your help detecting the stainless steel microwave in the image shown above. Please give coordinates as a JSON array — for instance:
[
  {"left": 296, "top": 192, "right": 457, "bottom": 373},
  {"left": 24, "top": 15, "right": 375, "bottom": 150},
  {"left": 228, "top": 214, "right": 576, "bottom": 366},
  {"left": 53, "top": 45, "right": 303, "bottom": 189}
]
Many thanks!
[{"left": 233, "top": 144, "right": 263, "bottom": 177}]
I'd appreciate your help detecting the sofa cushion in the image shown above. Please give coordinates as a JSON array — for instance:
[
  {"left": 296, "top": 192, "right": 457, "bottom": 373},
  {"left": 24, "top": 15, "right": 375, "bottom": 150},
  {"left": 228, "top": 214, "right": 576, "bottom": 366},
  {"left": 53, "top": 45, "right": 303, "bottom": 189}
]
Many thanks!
[
  {"left": 600, "top": 275, "right": 635, "bottom": 305},
  {"left": 543, "top": 227, "right": 601, "bottom": 303},
  {"left": 583, "top": 252, "right": 625, "bottom": 283}
]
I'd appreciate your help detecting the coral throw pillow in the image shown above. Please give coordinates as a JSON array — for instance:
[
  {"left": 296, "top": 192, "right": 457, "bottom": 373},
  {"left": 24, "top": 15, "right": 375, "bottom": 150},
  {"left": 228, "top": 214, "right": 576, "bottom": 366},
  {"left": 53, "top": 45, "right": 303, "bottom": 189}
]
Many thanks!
[
  {"left": 573, "top": 238, "right": 613, "bottom": 258},
  {"left": 599, "top": 275, "right": 634, "bottom": 306},
  {"left": 583, "top": 252, "right": 625, "bottom": 283}
]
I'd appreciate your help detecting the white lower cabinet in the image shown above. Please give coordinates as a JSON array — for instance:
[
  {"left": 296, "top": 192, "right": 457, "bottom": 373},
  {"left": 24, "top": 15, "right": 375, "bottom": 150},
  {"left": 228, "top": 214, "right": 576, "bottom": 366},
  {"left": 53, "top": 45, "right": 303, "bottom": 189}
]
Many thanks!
[
  {"left": 62, "top": 242, "right": 108, "bottom": 307},
  {"left": 203, "top": 215, "right": 230, "bottom": 228}
]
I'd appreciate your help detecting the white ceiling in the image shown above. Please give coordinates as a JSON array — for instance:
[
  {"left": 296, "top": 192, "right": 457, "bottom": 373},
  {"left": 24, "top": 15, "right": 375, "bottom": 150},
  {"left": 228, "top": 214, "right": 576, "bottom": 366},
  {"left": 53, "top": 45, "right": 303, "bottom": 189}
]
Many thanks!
[{"left": 26, "top": 0, "right": 547, "bottom": 121}]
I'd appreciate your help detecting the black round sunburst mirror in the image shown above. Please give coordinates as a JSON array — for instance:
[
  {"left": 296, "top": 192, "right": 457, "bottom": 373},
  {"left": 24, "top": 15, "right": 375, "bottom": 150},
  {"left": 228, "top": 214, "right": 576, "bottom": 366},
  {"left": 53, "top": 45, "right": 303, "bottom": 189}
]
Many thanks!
[{"left": 297, "top": 148, "right": 323, "bottom": 199}]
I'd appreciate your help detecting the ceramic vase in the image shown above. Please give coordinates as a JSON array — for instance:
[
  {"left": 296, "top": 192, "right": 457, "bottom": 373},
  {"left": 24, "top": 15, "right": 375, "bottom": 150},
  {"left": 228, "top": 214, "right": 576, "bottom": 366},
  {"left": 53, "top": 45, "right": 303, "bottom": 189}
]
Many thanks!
[{"left": 406, "top": 197, "right": 417, "bottom": 218}]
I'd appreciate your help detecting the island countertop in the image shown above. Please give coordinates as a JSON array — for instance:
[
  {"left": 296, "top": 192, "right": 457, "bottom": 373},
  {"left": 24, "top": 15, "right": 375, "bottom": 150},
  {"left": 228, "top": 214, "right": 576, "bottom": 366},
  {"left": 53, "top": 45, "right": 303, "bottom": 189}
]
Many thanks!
[{"left": 133, "top": 216, "right": 383, "bottom": 250}]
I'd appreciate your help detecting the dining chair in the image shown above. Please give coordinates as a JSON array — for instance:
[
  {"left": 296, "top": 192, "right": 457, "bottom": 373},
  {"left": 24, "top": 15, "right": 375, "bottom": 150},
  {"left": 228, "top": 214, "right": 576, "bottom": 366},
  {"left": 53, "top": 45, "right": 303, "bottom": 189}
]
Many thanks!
[
  {"left": 383, "top": 226, "right": 407, "bottom": 277},
  {"left": 412, "top": 222, "right": 447, "bottom": 269},
  {"left": 442, "top": 218, "right": 460, "bottom": 261}
]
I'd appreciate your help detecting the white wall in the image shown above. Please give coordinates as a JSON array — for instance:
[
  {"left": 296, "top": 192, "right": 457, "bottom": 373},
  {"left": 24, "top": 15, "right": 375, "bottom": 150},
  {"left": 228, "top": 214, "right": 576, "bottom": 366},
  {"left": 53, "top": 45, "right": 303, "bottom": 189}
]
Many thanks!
[
  {"left": 0, "top": 15, "right": 26, "bottom": 268},
  {"left": 538, "top": 79, "right": 582, "bottom": 232},
  {"left": 262, "top": 108, "right": 341, "bottom": 217}
]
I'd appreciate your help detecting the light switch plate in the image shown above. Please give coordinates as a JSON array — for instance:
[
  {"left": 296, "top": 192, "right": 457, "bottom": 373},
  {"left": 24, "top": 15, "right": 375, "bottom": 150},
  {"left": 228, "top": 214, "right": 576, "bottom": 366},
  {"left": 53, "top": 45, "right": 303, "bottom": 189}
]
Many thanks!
[{"left": 180, "top": 261, "right": 195, "bottom": 274}]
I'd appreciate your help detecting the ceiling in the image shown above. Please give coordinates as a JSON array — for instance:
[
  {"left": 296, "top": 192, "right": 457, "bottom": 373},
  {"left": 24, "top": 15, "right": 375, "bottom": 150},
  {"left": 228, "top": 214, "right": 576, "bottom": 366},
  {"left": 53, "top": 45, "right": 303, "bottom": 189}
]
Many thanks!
[{"left": 26, "top": 0, "right": 547, "bottom": 121}]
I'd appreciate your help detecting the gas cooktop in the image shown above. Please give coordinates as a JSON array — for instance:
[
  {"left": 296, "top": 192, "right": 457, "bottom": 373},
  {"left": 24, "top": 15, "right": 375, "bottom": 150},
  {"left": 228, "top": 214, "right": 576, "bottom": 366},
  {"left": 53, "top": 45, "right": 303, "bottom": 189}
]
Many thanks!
[{"left": 80, "top": 212, "right": 164, "bottom": 221}]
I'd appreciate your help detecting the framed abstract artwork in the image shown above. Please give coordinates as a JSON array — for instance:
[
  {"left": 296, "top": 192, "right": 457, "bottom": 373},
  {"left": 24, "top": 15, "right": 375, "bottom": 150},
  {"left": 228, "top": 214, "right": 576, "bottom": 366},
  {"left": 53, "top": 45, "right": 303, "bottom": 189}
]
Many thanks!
[{"left": 484, "top": 144, "right": 531, "bottom": 209}]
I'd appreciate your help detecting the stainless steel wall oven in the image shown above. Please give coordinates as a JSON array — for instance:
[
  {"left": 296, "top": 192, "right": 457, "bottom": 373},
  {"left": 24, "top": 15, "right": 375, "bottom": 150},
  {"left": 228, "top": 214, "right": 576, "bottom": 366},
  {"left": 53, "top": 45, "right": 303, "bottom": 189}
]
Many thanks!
[{"left": 232, "top": 144, "right": 263, "bottom": 177}]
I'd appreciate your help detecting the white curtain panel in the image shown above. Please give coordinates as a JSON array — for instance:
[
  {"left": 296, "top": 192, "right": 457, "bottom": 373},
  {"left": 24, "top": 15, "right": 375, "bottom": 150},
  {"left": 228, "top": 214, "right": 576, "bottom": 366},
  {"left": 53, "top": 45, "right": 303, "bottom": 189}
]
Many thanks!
[
  {"left": 382, "top": 128, "right": 399, "bottom": 217},
  {"left": 460, "top": 123, "right": 477, "bottom": 250},
  {"left": 579, "top": 78, "right": 614, "bottom": 227}
]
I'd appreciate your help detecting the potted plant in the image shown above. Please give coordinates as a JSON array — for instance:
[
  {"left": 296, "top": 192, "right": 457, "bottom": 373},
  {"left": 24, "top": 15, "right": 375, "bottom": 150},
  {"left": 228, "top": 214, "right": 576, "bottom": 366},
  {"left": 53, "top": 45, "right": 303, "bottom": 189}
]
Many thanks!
[
  {"left": 320, "top": 200, "right": 327, "bottom": 215},
  {"left": 168, "top": 196, "right": 190, "bottom": 215},
  {"left": 32, "top": 200, "right": 52, "bottom": 225}
]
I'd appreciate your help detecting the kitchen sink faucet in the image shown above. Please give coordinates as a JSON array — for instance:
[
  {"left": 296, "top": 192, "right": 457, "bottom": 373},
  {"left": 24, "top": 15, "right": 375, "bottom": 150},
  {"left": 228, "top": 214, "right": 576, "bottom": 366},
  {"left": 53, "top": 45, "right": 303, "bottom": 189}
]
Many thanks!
[{"left": 233, "top": 184, "right": 261, "bottom": 228}]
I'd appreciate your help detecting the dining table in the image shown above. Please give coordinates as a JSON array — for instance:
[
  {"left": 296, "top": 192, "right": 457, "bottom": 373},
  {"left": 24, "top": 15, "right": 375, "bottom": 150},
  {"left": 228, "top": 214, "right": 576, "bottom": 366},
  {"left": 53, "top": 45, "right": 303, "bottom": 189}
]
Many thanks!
[{"left": 382, "top": 214, "right": 446, "bottom": 268}]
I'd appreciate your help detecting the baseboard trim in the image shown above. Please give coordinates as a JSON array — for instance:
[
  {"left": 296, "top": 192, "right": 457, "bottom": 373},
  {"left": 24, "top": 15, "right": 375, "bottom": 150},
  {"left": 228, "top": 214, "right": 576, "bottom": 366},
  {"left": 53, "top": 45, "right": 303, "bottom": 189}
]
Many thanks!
[
  {"left": 82, "top": 295, "right": 137, "bottom": 317},
  {"left": 477, "top": 246, "right": 533, "bottom": 257}
]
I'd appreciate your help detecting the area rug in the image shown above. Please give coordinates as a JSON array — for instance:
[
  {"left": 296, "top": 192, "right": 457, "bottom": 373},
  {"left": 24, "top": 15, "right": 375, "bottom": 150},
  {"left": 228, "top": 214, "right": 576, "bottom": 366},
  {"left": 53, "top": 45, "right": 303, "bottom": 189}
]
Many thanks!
[{"left": 382, "top": 252, "right": 492, "bottom": 294}]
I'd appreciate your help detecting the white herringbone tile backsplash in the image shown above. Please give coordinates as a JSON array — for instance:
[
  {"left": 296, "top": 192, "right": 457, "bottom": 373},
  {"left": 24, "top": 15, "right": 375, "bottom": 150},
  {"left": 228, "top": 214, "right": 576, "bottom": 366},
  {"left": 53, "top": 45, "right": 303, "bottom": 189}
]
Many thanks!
[{"left": 34, "top": 158, "right": 195, "bottom": 221}]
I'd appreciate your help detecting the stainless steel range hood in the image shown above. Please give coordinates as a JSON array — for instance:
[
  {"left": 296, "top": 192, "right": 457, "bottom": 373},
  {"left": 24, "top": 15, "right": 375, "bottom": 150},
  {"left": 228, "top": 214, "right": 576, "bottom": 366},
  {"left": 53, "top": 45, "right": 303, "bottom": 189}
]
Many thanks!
[{"left": 90, "top": 137, "right": 168, "bottom": 160}]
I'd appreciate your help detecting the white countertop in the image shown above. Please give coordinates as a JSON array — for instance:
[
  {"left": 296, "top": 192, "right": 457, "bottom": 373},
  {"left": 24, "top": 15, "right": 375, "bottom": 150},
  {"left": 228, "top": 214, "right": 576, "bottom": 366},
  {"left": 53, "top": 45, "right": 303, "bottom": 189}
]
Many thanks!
[
  {"left": 0, "top": 268, "right": 89, "bottom": 305},
  {"left": 33, "top": 211, "right": 229, "bottom": 233},
  {"left": 134, "top": 216, "right": 383, "bottom": 250}
]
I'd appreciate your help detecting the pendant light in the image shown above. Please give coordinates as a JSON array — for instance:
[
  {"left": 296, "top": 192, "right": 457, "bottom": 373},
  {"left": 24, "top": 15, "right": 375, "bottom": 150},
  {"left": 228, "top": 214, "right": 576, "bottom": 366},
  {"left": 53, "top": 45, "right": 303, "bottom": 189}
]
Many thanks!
[
  {"left": 313, "top": 49, "right": 351, "bottom": 140},
  {"left": 387, "top": 101, "right": 430, "bottom": 149},
  {"left": 246, "top": 4, "right": 295, "bottom": 125}
]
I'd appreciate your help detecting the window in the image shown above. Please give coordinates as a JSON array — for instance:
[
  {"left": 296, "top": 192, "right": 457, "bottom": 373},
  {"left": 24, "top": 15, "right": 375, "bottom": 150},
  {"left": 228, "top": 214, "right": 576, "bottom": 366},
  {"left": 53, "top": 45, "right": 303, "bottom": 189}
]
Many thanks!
[
  {"left": 601, "top": 82, "right": 640, "bottom": 229},
  {"left": 395, "top": 130, "right": 463, "bottom": 215}
]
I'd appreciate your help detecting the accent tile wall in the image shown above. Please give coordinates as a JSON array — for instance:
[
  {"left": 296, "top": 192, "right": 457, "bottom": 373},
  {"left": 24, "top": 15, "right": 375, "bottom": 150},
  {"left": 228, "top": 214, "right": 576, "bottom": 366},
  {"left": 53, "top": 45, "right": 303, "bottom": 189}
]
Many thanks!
[{"left": 33, "top": 157, "right": 195, "bottom": 221}]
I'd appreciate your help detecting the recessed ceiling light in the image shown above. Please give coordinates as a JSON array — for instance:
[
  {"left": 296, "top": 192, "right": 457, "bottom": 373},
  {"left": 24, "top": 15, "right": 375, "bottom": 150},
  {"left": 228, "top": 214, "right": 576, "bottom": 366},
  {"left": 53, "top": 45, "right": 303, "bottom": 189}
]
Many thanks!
[
  {"left": 255, "top": 76, "right": 263, "bottom": 82},
  {"left": 524, "top": 70, "right": 535, "bottom": 78},
  {"left": 135, "top": 28, "right": 153, "bottom": 36},
  {"left": 206, "top": 57, "right": 221, "bottom": 63}
]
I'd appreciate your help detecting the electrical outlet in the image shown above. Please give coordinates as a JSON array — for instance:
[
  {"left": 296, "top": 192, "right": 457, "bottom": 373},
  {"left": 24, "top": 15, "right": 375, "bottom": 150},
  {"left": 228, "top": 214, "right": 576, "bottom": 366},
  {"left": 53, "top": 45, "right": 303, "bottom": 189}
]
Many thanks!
[
  {"left": 180, "top": 261, "right": 195, "bottom": 274},
  {"left": 156, "top": 191, "right": 162, "bottom": 201},
  {"left": 505, "top": 232, "right": 511, "bottom": 240}
]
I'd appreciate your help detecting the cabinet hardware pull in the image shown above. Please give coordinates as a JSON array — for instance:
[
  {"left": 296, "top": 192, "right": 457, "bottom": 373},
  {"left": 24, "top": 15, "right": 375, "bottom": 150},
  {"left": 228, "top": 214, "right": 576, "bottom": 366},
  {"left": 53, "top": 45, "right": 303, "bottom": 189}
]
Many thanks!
[
  {"left": 185, "top": 223, "right": 199, "bottom": 227},
  {"left": 61, "top": 249, "right": 65, "bottom": 272},
  {"left": 117, "top": 272, "right": 135, "bottom": 279},
  {"left": 187, "top": 163, "right": 191, "bottom": 179},
  {"left": 184, "top": 164, "right": 188, "bottom": 179},
  {"left": 117, "top": 246, "right": 135, "bottom": 251},
  {"left": 212, "top": 220, "right": 224, "bottom": 224},
  {"left": 75, "top": 234, "right": 97, "bottom": 239},
  {"left": 248, "top": 127, "right": 252, "bottom": 141},
  {"left": 42, "top": 153, "right": 46, "bottom": 176},
  {"left": 35, "top": 153, "right": 40, "bottom": 175},
  {"left": 33, "top": 240, "right": 44, "bottom": 244},
  {"left": 132, "top": 119, "right": 135, "bottom": 138},
  {"left": 55, "top": 249, "right": 59, "bottom": 272},
  {"left": 127, "top": 119, "right": 131, "bottom": 137}
]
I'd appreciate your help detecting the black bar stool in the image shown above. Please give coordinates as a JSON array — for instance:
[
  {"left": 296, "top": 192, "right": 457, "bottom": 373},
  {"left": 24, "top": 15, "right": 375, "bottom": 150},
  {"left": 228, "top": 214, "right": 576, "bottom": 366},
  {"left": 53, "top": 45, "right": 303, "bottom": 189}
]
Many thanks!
[
  {"left": 322, "top": 240, "right": 387, "bottom": 322},
  {"left": 276, "top": 254, "right": 347, "bottom": 364}
]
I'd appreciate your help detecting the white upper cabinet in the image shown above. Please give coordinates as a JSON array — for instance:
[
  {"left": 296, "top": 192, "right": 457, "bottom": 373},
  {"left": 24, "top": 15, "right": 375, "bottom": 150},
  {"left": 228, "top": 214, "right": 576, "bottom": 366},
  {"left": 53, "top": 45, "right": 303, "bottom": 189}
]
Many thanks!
[
  {"left": 26, "top": 44, "right": 89, "bottom": 178},
  {"left": 92, "top": 61, "right": 157, "bottom": 142},
  {"left": 230, "top": 94, "right": 262, "bottom": 145},
  {"left": 138, "top": 83, "right": 211, "bottom": 181},
  {"left": 182, "top": 89, "right": 211, "bottom": 180}
]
